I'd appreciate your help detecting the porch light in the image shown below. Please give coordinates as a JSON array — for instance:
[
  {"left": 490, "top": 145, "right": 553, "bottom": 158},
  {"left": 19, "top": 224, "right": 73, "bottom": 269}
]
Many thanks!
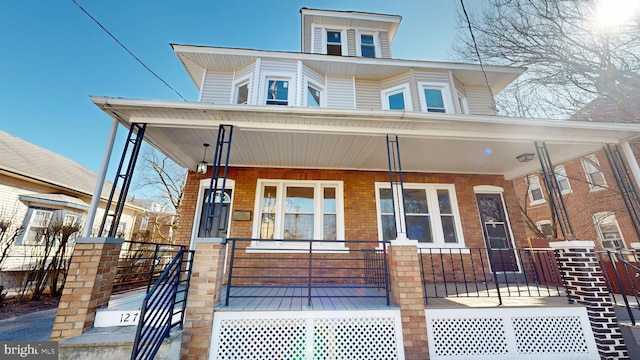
[
  {"left": 197, "top": 143, "right": 210, "bottom": 174},
  {"left": 516, "top": 153, "right": 535, "bottom": 162}
]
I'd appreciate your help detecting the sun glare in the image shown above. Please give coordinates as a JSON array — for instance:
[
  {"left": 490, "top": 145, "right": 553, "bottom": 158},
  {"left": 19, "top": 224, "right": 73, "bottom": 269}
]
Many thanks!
[{"left": 595, "top": 0, "right": 640, "bottom": 27}]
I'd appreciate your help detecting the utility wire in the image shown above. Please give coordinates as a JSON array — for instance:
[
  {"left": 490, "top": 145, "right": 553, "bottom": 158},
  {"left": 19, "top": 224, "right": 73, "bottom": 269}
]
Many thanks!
[
  {"left": 460, "top": 0, "right": 496, "bottom": 110},
  {"left": 72, "top": 0, "right": 187, "bottom": 101}
]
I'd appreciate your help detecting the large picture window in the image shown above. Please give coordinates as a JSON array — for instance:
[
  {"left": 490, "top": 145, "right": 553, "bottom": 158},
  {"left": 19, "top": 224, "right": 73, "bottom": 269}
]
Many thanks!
[
  {"left": 375, "top": 183, "right": 464, "bottom": 247},
  {"left": 253, "top": 180, "right": 344, "bottom": 243},
  {"left": 266, "top": 79, "right": 290, "bottom": 106}
]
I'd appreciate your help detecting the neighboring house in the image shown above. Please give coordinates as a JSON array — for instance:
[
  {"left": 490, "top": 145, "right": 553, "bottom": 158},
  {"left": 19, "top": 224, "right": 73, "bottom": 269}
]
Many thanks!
[
  {"left": 129, "top": 199, "right": 177, "bottom": 243},
  {"left": 0, "top": 130, "right": 143, "bottom": 289},
  {"left": 58, "top": 8, "right": 640, "bottom": 359}
]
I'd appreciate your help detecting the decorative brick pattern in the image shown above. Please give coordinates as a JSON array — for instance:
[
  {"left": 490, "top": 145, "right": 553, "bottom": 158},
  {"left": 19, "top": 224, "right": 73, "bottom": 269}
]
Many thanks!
[
  {"left": 50, "top": 238, "right": 123, "bottom": 341},
  {"left": 180, "top": 240, "right": 227, "bottom": 360},
  {"left": 550, "top": 241, "right": 629, "bottom": 360},
  {"left": 388, "top": 244, "right": 428, "bottom": 360}
]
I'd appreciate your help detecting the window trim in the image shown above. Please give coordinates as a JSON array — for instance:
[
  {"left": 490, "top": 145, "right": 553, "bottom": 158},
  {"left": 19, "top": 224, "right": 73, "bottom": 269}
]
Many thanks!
[
  {"left": 381, "top": 84, "right": 412, "bottom": 111},
  {"left": 19, "top": 207, "right": 53, "bottom": 245},
  {"left": 190, "top": 178, "right": 235, "bottom": 249},
  {"left": 536, "top": 220, "right": 554, "bottom": 238},
  {"left": 250, "top": 179, "right": 345, "bottom": 252},
  {"left": 593, "top": 211, "right": 625, "bottom": 250},
  {"left": 323, "top": 28, "right": 348, "bottom": 56},
  {"left": 554, "top": 165, "right": 572, "bottom": 194},
  {"left": 374, "top": 182, "right": 465, "bottom": 248},
  {"left": 355, "top": 30, "right": 380, "bottom": 58},
  {"left": 417, "top": 82, "right": 454, "bottom": 113},
  {"left": 527, "top": 175, "right": 546, "bottom": 205},
  {"left": 456, "top": 90, "right": 469, "bottom": 114},
  {"left": 231, "top": 74, "right": 252, "bottom": 105},
  {"left": 582, "top": 155, "right": 608, "bottom": 191},
  {"left": 264, "top": 77, "right": 292, "bottom": 106}
]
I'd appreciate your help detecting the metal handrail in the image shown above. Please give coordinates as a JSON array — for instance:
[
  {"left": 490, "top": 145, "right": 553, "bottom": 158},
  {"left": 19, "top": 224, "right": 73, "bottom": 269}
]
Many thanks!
[
  {"left": 130, "top": 249, "right": 191, "bottom": 360},
  {"left": 597, "top": 250, "right": 640, "bottom": 325}
]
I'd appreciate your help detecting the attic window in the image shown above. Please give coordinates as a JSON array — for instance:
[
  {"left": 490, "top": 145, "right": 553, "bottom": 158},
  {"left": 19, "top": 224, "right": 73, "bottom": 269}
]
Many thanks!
[
  {"left": 360, "top": 34, "right": 375, "bottom": 58},
  {"left": 326, "top": 31, "right": 343, "bottom": 55}
]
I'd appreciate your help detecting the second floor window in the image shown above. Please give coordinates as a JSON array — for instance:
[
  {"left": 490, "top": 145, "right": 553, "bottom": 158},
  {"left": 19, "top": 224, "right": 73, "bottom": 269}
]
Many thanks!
[
  {"left": 360, "top": 34, "right": 375, "bottom": 58},
  {"left": 307, "top": 84, "right": 321, "bottom": 107},
  {"left": 235, "top": 83, "right": 249, "bottom": 104},
  {"left": 527, "top": 175, "right": 545, "bottom": 205},
  {"left": 326, "top": 31, "right": 343, "bottom": 55},
  {"left": 418, "top": 82, "right": 453, "bottom": 113},
  {"left": 593, "top": 212, "right": 624, "bottom": 250},
  {"left": 266, "top": 79, "right": 289, "bottom": 106},
  {"left": 582, "top": 155, "right": 607, "bottom": 190},
  {"left": 554, "top": 165, "right": 571, "bottom": 193},
  {"left": 381, "top": 84, "right": 412, "bottom": 111}
]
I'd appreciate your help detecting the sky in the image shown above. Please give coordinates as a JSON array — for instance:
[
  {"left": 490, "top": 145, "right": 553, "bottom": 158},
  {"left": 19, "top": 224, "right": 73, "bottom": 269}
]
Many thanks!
[{"left": 0, "top": 0, "right": 476, "bottom": 197}]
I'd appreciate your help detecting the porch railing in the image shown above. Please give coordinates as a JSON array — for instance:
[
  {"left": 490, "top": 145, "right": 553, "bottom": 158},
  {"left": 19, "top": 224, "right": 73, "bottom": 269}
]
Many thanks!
[
  {"left": 225, "top": 238, "right": 391, "bottom": 307},
  {"left": 112, "top": 240, "right": 185, "bottom": 295},
  {"left": 596, "top": 250, "right": 640, "bottom": 325},
  {"left": 419, "top": 247, "right": 567, "bottom": 305}
]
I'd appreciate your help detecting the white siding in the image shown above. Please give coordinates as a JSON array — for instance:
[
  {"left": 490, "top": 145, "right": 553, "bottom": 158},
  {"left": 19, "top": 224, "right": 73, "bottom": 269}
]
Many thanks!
[
  {"left": 355, "top": 78, "right": 381, "bottom": 110},
  {"left": 200, "top": 71, "right": 234, "bottom": 104},
  {"left": 313, "top": 27, "right": 323, "bottom": 54},
  {"left": 326, "top": 76, "right": 355, "bottom": 108},
  {"left": 0, "top": 183, "right": 28, "bottom": 233},
  {"left": 257, "top": 60, "right": 299, "bottom": 106},
  {"left": 303, "top": 65, "right": 325, "bottom": 88},
  {"left": 465, "top": 86, "right": 497, "bottom": 115},
  {"left": 347, "top": 29, "right": 356, "bottom": 57},
  {"left": 379, "top": 31, "right": 391, "bottom": 58},
  {"left": 234, "top": 62, "right": 256, "bottom": 81},
  {"left": 381, "top": 71, "right": 415, "bottom": 110}
]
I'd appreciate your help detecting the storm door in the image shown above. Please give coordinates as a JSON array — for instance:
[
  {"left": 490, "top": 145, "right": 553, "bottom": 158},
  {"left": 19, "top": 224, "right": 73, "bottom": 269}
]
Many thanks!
[{"left": 475, "top": 193, "right": 520, "bottom": 272}]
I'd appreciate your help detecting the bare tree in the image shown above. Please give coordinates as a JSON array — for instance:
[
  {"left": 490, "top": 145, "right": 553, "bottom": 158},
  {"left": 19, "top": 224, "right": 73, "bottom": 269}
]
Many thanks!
[{"left": 455, "top": 0, "right": 640, "bottom": 119}]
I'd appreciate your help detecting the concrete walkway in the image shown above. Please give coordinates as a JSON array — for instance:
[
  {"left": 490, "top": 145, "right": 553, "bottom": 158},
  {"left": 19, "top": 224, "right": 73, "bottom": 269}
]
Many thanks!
[{"left": 0, "top": 308, "right": 56, "bottom": 340}]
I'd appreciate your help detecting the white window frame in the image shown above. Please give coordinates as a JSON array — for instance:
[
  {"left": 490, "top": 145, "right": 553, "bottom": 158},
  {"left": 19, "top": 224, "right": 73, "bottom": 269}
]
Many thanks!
[
  {"left": 374, "top": 182, "right": 465, "bottom": 248},
  {"left": 536, "top": 220, "right": 554, "bottom": 238},
  {"left": 355, "top": 30, "right": 380, "bottom": 58},
  {"left": 457, "top": 90, "right": 469, "bottom": 114},
  {"left": 304, "top": 80, "right": 324, "bottom": 107},
  {"left": 231, "top": 74, "right": 252, "bottom": 105},
  {"left": 582, "top": 155, "right": 608, "bottom": 191},
  {"left": 21, "top": 208, "right": 53, "bottom": 244},
  {"left": 264, "top": 77, "right": 292, "bottom": 106},
  {"left": 593, "top": 212, "right": 625, "bottom": 250},
  {"left": 527, "top": 175, "right": 546, "bottom": 205},
  {"left": 250, "top": 180, "right": 345, "bottom": 252},
  {"left": 191, "top": 178, "right": 235, "bottom": 249},
  {"left": 554, "top": 165, "right": 572, "bottom": 194},
  {"left": 140, "top": 216, "right": 149, "bottom": 231},
  {"left": 381, "top": 84, "right": 412, "bottom": 111},
  {"left": 323, "top": 28, "right": 348, "bottom": 56},
  {"left": 417, "top": 82, "right": 454, "bottom": 113}
]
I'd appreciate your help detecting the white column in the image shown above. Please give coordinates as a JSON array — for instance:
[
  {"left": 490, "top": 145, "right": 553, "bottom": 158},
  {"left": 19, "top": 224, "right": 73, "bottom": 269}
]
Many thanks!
[
  {"left": 620, "top": 141, "right": 640, "bottom": 191},
  {"left": 83, "top": 119, "right": 119, "bottom": 237}
]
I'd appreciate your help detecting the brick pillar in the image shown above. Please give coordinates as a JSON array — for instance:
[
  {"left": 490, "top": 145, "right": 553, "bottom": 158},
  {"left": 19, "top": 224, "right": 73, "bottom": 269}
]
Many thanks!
[
  {"left": 50, "top": 237, "right": 123, "bottom": 341},
  {"left": 180, "top": 238, "right": 227, "bottom": 360},
  {"left": 550, "top": 240, "right": 629, "bottom": 360},
  {"left": 388, "top": 244, "right": 429, "bottom": 360}
]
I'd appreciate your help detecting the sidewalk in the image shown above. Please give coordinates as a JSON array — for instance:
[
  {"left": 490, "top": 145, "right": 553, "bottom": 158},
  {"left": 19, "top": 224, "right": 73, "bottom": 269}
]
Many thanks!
[{"left": 0, "top": 308, "right": 56, "bottom": 340}]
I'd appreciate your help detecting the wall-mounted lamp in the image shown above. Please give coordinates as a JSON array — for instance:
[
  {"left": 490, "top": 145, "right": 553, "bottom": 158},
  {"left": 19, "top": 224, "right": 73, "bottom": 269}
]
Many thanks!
[
  {"left": 197, "top": 143, "right": 210, "bottom": 174},
  {"left": 516, "top": 153, "right": 535, "bottom": 162}
]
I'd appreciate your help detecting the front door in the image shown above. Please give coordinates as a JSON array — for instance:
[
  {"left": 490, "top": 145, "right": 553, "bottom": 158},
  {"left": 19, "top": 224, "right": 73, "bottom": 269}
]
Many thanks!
[{"left": 475, "top": 193, "right": 519, "bottom": 272}]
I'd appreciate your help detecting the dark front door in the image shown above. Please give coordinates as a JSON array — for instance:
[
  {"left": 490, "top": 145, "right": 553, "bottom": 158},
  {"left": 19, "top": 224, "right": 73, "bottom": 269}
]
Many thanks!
[{"left": 475, "top": 193, "right": 519, "bottom": 272}]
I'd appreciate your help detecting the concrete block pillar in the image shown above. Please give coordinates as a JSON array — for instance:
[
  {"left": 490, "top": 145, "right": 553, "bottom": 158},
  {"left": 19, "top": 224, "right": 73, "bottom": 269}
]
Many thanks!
[
  {"left": 550, "top": 240, "right": 629, "bottom": 360},
  {"left": 388, "top": 244, "right": 429, "bottom": 360},
  {"left": 50, "top": 237, "right": 123, "bottom": 341},
  {"left": 180, "top": 238, "right": 227, "bottom": 360}
]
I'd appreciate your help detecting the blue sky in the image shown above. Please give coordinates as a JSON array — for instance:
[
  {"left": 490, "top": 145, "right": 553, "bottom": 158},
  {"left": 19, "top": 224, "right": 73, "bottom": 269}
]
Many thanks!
[{"left": 0, "top": 1, "right": 472, "bottom": 186}]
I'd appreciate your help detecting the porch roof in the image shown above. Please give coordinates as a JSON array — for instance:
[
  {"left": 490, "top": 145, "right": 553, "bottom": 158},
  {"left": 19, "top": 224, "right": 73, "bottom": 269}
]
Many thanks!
[{"left": 91, "top": 96, "right": 640, "bottom": 179}]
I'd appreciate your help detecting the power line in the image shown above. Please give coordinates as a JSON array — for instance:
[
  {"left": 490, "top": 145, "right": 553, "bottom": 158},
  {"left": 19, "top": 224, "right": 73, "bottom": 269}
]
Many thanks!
[
  {"left": 71, "top": 0, "right": 187, "bottom": 101},
  {"left": 460, "top": 0, "right": 496, "bottom": 111}
]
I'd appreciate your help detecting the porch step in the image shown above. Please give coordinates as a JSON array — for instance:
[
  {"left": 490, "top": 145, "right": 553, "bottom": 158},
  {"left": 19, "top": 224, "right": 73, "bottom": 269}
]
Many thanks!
[{"left": 94, "top": 288, "right": 184, "bottom": 327}]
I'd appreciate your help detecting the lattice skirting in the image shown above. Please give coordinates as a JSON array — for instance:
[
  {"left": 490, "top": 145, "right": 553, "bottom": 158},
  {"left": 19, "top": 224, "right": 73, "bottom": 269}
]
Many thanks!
[
  {"left": 210, "top": 309, "right": 404, "bottom": 360},
  {"left": 425, "top": 307, "right": 599, "bottom": 360}
]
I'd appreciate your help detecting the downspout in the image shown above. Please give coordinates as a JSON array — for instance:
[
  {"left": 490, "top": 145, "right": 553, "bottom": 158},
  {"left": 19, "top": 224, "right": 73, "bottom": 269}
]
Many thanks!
[{"left": 83, "top": 118, "right": 118, "bottom": 237}]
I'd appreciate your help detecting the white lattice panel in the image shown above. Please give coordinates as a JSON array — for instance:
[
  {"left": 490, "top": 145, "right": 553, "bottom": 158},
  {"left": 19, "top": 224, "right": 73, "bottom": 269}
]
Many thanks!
[
  {"left": 210, "top": 310, "right": 404, "bottom": 360},
  {"left": 426, "top": 307, "right": 598, "bottom": 360}
]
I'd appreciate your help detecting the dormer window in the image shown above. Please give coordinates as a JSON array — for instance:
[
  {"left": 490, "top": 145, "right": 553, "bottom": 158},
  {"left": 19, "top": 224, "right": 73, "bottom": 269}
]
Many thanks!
[
  {"left": 357, "top": 31, "right": 380, "bottom": 58},
  {"left": 326, "top": 31, "right": 343, "bottom": 55},
  {"left": 266, "top": 79, "right": 289, "bottom": 106}
]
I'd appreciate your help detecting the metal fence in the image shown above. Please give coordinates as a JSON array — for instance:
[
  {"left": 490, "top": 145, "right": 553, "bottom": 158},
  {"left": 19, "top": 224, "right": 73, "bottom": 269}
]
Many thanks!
[
  {"left": 419, "top": 247, "right": 567, "bottom": 305},
  {"left": 596, "top": 250, "right": 640, "bottom": 325}
]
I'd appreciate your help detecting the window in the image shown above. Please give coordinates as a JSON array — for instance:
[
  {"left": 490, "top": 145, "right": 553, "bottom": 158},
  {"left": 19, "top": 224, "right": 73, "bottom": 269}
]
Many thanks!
[
  {"left": 22, "top": 208, "right": 53, "bottom": 244},
  {"left": 375, "top": 183, "right": 464, "bottom": 247},
  {"left": 326, "top": 30, "right": 344, "bottom": 56},
  {"left": 593, "top": 212, "right": 625, "bottom": 250},
  {"left": 536, "top": 220, "right": 554, "bottom": 238},
  {"left": 457, "top": 91, "right": 469, "bottom": 114},
  {"left": 266, "top": 79, "right": 289, "bottom": 106},
  {"left": 582, "top": 155, "right": 607, "bottom": 190},
  {"left": 418, "top": 82, "right": 453, "bottom": 113},
  {"left": 235, "top": 82, "right": 249, "bottom": 104},
  {"left": 306, "top": 84, "right": 321, "bottom": 107},
  {"left": 554, "top": 165, "right": 571, "bottom": 194},
  {"left": 140, "top": 216, "right": 149, "bottom": 231},
  {"left": 527, "top": 175, "right": 545, "bottom": 205},
  {"left": 381, "top": 84, "right": 412, "bottom": 110},
  {"left": 253, "top": 180, "right": 344, "bottom": 242}
]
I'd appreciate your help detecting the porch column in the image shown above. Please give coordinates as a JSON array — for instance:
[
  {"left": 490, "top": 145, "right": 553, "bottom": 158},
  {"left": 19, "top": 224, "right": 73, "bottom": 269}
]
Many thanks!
[
  {"left": 50, "top": 237, "right": 123, "bottom": 341},
  {"left": 550, "top": 241, "right": 629, "bottom": 359},
  {"left": 180, "top": 238, "right": 227, "bottom": 360},
  {"left": 388, "top": 244, "right": 429, "bottom": 360},
  {"left": 620, "top": 140, "right": 640, "bottom": 192}
]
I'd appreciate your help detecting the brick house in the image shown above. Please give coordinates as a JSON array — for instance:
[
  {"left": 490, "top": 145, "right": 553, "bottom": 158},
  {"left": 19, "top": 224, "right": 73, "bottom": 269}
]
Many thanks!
[{"left": 52, "top": 8, "right": 640, "bottom": 360}]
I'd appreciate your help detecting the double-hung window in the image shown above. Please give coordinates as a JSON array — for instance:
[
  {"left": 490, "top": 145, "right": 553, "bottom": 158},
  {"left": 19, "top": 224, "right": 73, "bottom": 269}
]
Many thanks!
[
  {"left": 593, "top": 212, "right": 625, "bottom": 250},
  {"left": 536, "top": 220, "right": 554, "bottom": 238},
  {"left": 554, "top": 165, "right": 571, "bottom": 194},
  {"left": 356, "top": 31, "right": 379, "bottom": 58},
  {"left": 266, "top": 79, "right": 290, "bottom": 106},
  {"left": 326, "top": 30, "right": 344, "bottom": 56},
  {"left": 381, "top": 84, "right": 412, "bottom": 110},
  {"left": 582, "top": 155, "right": 607, "bottom": 190},
  {"left": 22, "top": 208, "right": 53, "bottom": 244},
  {"left": 418, "top": 82, "right": 453, "bottom": 113},
  {"left": 253, "top": 180, "right": 344, "bottom": 243},
  {"left": 527, "top": 175, "right": 545, "bottom": 205},
  {"left": 375, "top": 183, "right": 464, "bottom": 247}
]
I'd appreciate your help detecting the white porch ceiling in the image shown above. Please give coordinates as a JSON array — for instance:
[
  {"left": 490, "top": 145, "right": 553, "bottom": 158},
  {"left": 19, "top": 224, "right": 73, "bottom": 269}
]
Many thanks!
[{"left": 92, "top": 97, "right": 640, "bottom": 180}]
